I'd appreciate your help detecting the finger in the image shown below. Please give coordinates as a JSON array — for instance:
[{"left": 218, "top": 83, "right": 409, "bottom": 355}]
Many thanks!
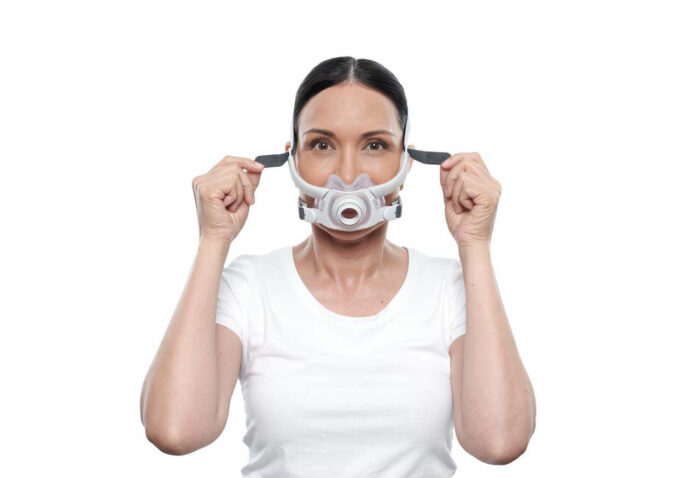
[
  {"left": 440, "top": 154, "right": 465, "bottom": 188},
  {"left": 216, "top": 162, "right": 252, "bottom": 201},
  {"left": 455, "top": 174, "right": 478, "bottom": 212},
  {"left": 455, "top": 172, "right": 477, "bottom": 211},
  {"left": 445, "top": 160, "right": 466, "bottom": 197},
  {"left": 222, "top": 155, "right": 264, "bottom": 171},
  {"left": 242, "top": 158, "right": 265, "bottom": 173},
  {"left": 223, "top": 193, "right": 236, "bottom": 207},
  {"left": 233, "top": 172, "right": 247, "bottom": 211},
  {"left": 239, "top": 168, "right": 255, "bottom": 205},
  {"left": 248, "top": 165, "right": 263, "bottom": 188},
  {"left": 440, "top": 155, "right": 453, "bottom": 171},
  {"left": 440, "top": 153, "right": 464, "bottom": 170},
  {"left": 451, "top": 174, "right": 464, "bottom": 213},
  {"left": 215, "top": 156, "right": 265, "bottom": 177},
  {"left": 444, "top": 163, "right": 459, "bottom": 197},
  {"left": 453, "top": 194, "right": 464, "bottom": 214},
  {"left": 459, "top": 186, "right": 475, "bottom": 210},
  {"left": 226, "top": 173, "right": 241, "bottom": 211},
  {"left": 440, "top": 159, "right": 452, "bottom": 192},
  {"left": 444, "top": 153, "right": 487, "bottom": 179},
  {"left": 231, "top": 190, "right": 244, "bottom": 212}
]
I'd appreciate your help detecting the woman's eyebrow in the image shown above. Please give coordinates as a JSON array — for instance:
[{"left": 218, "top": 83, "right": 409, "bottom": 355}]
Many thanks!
[{"left": 302, "top": 128, "right": 396, "bottom": 138}]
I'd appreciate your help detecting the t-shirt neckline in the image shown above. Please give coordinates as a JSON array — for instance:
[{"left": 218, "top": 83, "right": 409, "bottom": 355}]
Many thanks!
[{"left": 284, "top": 245, "right": 417, "bottom": 328}]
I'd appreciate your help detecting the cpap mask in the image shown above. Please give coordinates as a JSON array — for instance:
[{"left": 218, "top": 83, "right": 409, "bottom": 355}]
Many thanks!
[{"left": 254, "top": 116, "right": 451, "bottom": 231}]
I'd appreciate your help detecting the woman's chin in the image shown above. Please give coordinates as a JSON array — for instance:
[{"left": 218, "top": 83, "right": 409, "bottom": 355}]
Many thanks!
[{"left": 315, "top": 222, "right": 383, "bottom": 241}]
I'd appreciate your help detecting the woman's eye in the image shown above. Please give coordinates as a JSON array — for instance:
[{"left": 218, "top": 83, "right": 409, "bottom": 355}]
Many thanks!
[
  {"left": 309, "top": 139, "right": 388, "bottom": 152},
  {"left": 311, "top": 139, "right": 331, "bottom": 151},
  {"left": 368, "top": 141, "right": 386, "bottom": 151}
]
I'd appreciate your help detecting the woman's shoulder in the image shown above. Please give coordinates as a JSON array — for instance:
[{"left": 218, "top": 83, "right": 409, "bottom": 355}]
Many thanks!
[
  {"left": 408, "top": 246, "right": 458, "bottom": 272},
  {"left": 223, "top": 245, "right": 291, "bottom": 281}
]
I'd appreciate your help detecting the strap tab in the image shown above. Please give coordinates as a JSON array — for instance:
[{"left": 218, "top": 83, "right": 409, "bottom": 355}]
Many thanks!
[
  {"left": 406, "top": 148, "right": 451, "bottom": 165},
  {"left": 254, "top": 153, "right": 289, "bottom": 167}
]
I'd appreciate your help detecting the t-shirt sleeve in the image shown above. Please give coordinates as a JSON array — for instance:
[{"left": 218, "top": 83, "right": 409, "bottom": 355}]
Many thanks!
[
  {"left": 215, "top": 254, "right": 257, "bottom": 346},
  {"left": 444, "top": 258, "right": 467, "bottom": 348}
]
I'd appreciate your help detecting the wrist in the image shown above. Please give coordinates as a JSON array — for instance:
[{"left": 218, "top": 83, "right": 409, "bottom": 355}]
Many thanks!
[
  {"left": 458, "top": 240, "right": 491, "bottom": 258},
  {"left": 200, "top": 232, "right": 233, "bottom": 249}
]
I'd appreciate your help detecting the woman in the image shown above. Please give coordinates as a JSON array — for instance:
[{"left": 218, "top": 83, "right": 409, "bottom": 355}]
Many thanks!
[{"left": 140, "top": 56, "right": 536, "bottom": 476}]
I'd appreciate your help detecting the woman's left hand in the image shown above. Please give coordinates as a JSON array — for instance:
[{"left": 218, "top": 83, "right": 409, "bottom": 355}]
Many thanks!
[{"left": 440, "top": 152, "right": 502, "bottom": 249}]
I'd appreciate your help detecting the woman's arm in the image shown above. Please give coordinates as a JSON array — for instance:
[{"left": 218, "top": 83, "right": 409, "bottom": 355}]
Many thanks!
[
  {"left": 140, "top": 235, "right": 241, "bottom": 455},
  {"left": 456, "top": 243, "right": 536, "bottom": 464}
]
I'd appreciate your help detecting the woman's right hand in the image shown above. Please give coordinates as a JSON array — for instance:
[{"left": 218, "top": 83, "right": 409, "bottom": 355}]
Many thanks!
[{"left": 192, "top": 155, "right": 265, "bottom": 243}]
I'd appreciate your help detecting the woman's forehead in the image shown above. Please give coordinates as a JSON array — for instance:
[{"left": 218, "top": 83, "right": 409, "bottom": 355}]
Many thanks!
[{"left": 298, "top": 84, "right": 401, "bottom": 132}]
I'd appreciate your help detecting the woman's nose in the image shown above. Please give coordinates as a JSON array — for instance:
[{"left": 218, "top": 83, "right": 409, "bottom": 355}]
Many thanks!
[{"left": 337, "top": 148, "right": 360, "bottom": 185}]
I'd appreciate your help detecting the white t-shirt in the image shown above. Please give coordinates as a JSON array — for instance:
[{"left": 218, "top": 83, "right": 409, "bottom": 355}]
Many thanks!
[{"left": 215, "top": 245, "right": 467, "bottom": 477}]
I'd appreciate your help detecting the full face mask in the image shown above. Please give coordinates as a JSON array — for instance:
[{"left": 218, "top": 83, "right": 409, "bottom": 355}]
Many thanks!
[{"left": 255, "top": 116, "right": 451, "bottom": 231}]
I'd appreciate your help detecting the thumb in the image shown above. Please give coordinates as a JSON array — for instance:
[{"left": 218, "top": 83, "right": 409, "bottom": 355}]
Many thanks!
[
  {"left": 439, "top": 153, "right": 457, "bottom": 184},
  {"left": 248, "top": 167, "right": 263, "bottom": 187},
  {"left": 439, "top": 161, "right": 451, "bottom": 192}
]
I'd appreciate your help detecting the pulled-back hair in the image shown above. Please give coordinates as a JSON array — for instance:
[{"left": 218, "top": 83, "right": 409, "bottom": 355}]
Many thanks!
[{"left": 291, "top": 56, "right": 408, "bottom": 155}]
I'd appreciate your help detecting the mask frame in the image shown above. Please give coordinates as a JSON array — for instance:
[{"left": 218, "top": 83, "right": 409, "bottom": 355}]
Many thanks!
[{"left": 254, "top": 116, "right": 451, "bottom": 230}]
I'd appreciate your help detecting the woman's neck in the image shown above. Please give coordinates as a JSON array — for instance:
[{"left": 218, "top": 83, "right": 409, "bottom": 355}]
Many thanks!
[{"left": 295, "top": 222, "right": 401, "bottom": 285}]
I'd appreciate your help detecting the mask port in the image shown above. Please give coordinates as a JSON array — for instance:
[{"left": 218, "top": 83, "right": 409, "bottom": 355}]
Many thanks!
[
  {"left": 333, "top": 197, "right": 364, "bottom": 227},
  {"left": 336, "top": 202, "right": 362, "bottom": 226},
  {"left": 341, "top": 208, "right": 358, "bottom": 220}
]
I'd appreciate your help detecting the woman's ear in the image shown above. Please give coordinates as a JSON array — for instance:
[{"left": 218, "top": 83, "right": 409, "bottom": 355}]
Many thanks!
[{"left": 285, "top": 141, "right": 291, "bottom": 152}]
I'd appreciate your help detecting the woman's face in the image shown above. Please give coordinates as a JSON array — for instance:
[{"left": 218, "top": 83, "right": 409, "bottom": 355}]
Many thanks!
[{"left": 285, "top": 81, "right": 413, "bottom": 238}]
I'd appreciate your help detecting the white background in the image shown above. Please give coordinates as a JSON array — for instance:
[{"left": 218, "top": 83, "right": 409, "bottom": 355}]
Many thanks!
[{"left": 1, "top": 0, "right": 698, "bottom": 476}]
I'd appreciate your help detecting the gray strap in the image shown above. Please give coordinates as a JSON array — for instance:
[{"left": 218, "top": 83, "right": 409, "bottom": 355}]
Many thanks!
[
  {"left": 254, "top": 153, "right": 289, "bottom": 167},
  {"left": 406, "top": 148, "right": 451, "bottom": 165}
]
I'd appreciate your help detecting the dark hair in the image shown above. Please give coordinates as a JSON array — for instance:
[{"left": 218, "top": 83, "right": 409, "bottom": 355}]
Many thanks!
[{"left": 291, "top": 56, "right": 408, "bottom": 156}]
